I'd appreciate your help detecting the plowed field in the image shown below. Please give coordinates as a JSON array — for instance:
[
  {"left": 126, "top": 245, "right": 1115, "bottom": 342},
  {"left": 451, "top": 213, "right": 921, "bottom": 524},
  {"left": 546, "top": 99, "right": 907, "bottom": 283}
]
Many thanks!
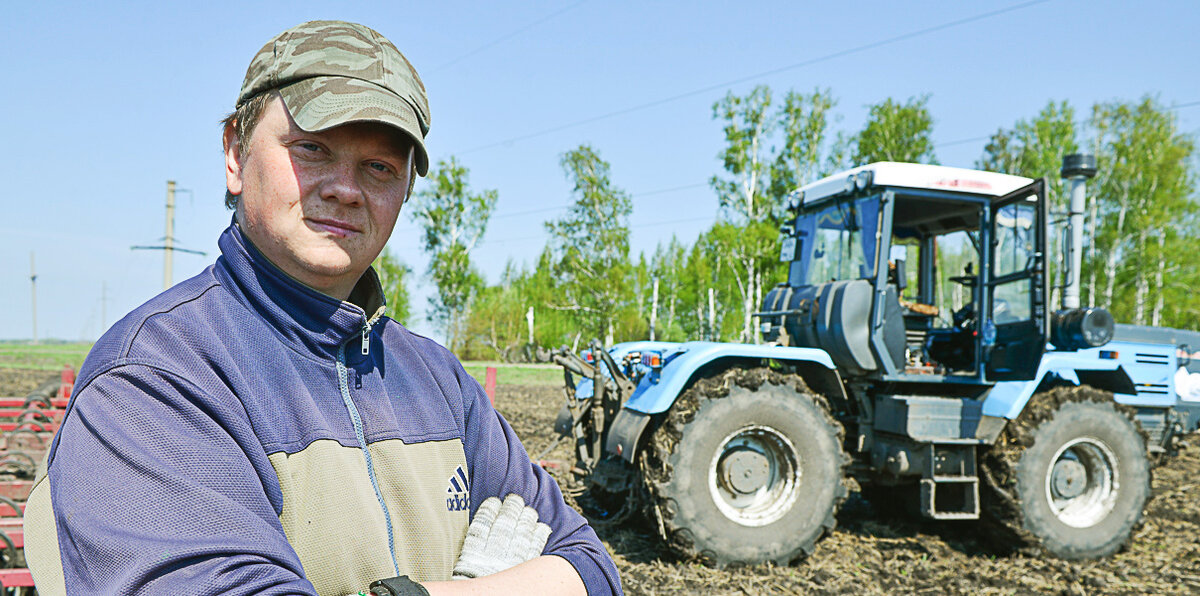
[
  {"left": 6, "top": 370, "right": 1197, "bottom": 594},
  {"left": 495, "top": 384, "right": 1200, "bottom": 595}
]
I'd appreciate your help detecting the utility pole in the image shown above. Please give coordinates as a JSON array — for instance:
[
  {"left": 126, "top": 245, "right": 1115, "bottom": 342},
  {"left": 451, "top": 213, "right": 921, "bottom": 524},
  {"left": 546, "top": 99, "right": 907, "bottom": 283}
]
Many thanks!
[
  {"left": 132, "top": 180, "right": 205, "bottom": 291},
  {"left": 649, "top": 278, "right": 659, "bottom": 341},
  {"left": 30, "top": 252, "right": 37, "bottom": 344},
  {"left": 707, "top": 287, "right": 716, "bottom": 341},
  {"left": 164, "top": 181, "right": 176, "bottom": 290}
]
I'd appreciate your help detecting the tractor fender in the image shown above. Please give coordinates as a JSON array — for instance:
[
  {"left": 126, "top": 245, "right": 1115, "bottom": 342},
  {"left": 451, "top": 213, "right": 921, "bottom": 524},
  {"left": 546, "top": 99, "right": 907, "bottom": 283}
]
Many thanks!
[
  {"left": 605, "top": 342, "right": 840, "bottom": 464},
  {"left": 567, "top": 340, "right": 685, "bottom": 401},
  {"left": 624, "top": 341, "right": 837, "bottom": 415},
  {"left": 981, "top": 351, "right": 1136, "bottom": 421}
]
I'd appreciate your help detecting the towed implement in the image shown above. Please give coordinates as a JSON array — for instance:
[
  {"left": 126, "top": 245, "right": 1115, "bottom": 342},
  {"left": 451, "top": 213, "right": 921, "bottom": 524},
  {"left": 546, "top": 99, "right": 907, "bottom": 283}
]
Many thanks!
[{"left": 552, "top": 159, "right": 1200, "bottom": 566}]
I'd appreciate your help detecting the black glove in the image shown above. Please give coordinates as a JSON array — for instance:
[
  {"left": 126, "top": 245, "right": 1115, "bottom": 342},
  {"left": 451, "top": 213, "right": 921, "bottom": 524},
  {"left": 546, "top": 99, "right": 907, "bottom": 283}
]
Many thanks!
[{"left": 369, "top": 575, "right": 430, "bottom": 596}]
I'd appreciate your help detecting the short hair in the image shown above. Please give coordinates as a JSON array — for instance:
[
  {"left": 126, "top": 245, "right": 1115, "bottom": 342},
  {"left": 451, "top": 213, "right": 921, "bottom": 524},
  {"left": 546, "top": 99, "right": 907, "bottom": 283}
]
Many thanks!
[
  {"left": 220, "top": 91, "right": 418, "bottom": 211},
  {"left": 221, "top": 91, "right": 274, "bottom": 210}
]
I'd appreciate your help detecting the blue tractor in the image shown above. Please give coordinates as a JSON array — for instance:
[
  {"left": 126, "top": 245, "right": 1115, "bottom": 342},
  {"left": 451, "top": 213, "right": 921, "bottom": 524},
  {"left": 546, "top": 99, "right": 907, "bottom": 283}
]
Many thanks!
[{"left": 551, "top": 158, "right": 1200, "bottom": 566}]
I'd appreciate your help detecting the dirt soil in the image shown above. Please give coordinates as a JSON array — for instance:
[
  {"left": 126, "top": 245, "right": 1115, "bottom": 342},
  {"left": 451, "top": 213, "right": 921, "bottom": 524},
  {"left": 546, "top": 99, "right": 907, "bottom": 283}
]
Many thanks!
[
  {"left": 495, "top": 384, "right": 1200, "bottom": 595},
  {"left": 0, "top": 368, "right": 58, "bottom": 398},
  {"left": 7, "top": 371, "right": 1196, "bottom": 594}
]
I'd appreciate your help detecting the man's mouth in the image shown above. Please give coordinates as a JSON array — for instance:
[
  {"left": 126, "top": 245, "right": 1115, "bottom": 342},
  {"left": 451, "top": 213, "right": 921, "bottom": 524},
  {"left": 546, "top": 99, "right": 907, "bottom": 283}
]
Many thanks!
[{"left": 305, "top": 217, "right": 361, "bottom": 238}]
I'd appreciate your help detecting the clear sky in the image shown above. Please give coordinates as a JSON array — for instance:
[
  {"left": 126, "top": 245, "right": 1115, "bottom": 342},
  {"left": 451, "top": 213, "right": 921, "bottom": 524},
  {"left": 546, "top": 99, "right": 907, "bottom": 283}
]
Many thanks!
[{"left": 4, "top": 1, "right": 1199, "bottom": 343}]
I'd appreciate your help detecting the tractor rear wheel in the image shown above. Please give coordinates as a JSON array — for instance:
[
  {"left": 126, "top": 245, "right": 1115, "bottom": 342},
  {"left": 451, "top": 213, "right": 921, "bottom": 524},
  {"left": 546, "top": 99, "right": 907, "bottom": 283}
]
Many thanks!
[
  {"left": 980, "top": 385, "right": 1151, "bottom": 559},
  {"left": 642, "top": 367, "right": 847, "bottom": 566}
]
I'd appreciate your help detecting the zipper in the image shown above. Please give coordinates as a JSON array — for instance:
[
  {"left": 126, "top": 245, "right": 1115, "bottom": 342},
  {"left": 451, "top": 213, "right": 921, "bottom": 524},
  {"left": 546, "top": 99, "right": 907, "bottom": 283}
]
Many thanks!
[
  {"left": 336, "top": 343, "right": 400, "bottom": 576},
  {"left": 362, "top": 321, "right": 372, "bottom": 356}
]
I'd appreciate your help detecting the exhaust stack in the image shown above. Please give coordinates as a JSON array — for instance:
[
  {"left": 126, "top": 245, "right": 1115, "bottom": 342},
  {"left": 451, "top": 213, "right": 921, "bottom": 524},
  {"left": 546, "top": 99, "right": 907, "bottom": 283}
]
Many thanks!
[{"left": 1060, "top": 154, "right": 1096, "bottom": 310}]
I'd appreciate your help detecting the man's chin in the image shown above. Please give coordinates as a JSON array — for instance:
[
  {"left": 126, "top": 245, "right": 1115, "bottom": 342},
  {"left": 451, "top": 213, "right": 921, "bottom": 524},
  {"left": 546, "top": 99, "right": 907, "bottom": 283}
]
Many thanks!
[{"left": 288, "top": 252, "right": 360, "bottom": 282}]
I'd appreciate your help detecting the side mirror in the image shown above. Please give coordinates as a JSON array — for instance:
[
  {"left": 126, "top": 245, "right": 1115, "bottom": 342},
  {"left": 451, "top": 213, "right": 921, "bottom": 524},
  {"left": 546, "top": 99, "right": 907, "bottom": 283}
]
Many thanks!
[{"left": 889, "top": 245, "right": 908, "bottom": 291}]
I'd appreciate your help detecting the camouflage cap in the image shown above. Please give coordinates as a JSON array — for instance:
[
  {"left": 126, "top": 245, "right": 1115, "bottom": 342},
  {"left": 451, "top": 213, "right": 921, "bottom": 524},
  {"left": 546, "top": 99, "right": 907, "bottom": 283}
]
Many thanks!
[{"left": 238, "top": 20, "right": 431, "bottom": 175}]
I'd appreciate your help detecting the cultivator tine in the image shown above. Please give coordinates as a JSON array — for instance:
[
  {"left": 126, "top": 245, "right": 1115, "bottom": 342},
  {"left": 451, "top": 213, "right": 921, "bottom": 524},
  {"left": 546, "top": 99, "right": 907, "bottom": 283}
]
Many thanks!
[
  {"left": 551, "top": 346, "right": 599, "bottom": 471},
  {"left": 589, "top": 342, "right": 607, "bottom": 472}
]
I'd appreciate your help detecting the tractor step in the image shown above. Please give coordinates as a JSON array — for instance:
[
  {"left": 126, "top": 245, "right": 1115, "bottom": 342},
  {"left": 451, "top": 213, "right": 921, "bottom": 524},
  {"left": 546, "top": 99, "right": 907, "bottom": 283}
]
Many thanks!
[{"left": 919, "top": 444, "right": 980, "bottom": 520}]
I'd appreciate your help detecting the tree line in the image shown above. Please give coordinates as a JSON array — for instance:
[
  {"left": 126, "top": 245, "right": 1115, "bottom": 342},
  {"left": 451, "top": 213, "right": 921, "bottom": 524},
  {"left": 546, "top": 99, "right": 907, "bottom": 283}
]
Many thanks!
[{"left": 373, "top": 89, "right": 1199, "bottom": 359}]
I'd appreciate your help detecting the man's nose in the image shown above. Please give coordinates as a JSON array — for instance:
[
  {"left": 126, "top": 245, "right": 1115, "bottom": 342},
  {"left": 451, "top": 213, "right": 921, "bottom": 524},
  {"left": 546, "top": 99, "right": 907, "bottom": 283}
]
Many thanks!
[{"left": 319, "top": 159, "right": 365, "bottom": 205}]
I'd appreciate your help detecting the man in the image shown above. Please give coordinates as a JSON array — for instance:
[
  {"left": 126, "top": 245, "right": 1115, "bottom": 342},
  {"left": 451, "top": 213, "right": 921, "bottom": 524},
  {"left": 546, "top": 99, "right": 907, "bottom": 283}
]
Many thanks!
[{"left": 25, "top": 20, "right": 621, "bottom": 595}]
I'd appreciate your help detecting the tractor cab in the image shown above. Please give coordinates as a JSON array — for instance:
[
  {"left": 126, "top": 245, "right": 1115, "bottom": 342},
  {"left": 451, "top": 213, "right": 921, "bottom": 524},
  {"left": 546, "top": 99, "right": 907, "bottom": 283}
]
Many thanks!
[{"left": 763, "top": 162, "right": 1048, "bottom": 383}]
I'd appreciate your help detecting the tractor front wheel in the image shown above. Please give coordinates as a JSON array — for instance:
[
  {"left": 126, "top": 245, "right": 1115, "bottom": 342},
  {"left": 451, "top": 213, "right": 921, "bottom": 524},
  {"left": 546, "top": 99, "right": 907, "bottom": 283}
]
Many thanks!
[{"left": 642, "top": 367, "right": 847, "bottom": 566}]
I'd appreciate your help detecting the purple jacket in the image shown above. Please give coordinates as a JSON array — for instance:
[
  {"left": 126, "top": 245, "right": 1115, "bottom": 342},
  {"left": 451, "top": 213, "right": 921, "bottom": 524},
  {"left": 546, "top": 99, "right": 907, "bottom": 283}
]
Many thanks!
[{"left": 24, "top": 222, "right": 621, "bottom": 595}]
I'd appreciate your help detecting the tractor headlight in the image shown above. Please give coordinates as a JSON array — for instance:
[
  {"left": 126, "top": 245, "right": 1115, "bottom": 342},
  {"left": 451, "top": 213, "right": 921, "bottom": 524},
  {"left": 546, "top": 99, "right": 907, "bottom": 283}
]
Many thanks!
[{"left": 855, "top": 170, "right": 872, "bottom": 191}]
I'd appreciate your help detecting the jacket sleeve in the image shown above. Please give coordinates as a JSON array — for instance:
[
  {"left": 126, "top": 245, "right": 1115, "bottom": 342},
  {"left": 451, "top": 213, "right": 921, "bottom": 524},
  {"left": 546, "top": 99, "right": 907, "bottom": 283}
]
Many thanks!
[
  {"left": 32, "top": 362, "right": 317, "bottom": 595},
  {"left": 456, "top": 362, "right": 623, "bottom": 595}
]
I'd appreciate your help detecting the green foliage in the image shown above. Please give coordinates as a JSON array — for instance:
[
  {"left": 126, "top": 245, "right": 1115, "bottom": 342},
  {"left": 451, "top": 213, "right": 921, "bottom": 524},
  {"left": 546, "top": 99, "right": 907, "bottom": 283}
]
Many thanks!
[
  {"left": 707, "top": 86, "right": 828, "bottom": 342},
  {"left": 464, "top": 253, "right": 578, "bottom": 360},
  {"left": 770, "top": 88, "right": 839, "bottom": 203},
  {"left": 853, "top": 95, "right": 937, "bottom": 165},
  {"left": 710, "top": 86, "right": 776, "bottom": 222},
  {"left": 1087, "top": 97, "right": 1198, "bottom": 327},
  {"left": 459, "top": 363, "right": 563, "bottom": 387},
  {"left": 372, "top": 247, "right": 411, "bottom": 325},
  {"left": 0, "top": 342, "right": 93, "bottom": 371},
  {"left": 978, "top": 100, "right": 1079, "bottom": 306},
  {"left": 979, "top": 100, "right": 1078, "bottom": 186},
  {"left": 980, "top": 97, "right": 1200, "bottom": 330},
  {"left": 409, "top": 156, "right": 497, "bottom": 351},
  {"left": 545, "top": 145, "right": 634, "bottom": 345},
  {"left": 458, "top": 86, "right": 1199, "bottom": 359},
  {"left": 696, "top": 220, "right": 784, "bottom": 341}
]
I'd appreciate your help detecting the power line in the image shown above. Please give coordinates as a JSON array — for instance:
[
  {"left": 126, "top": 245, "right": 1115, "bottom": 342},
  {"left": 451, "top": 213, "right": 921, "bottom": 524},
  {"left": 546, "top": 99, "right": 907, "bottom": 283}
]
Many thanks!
[
  {"left": 430, "top": 1, "right": 589, "bottom": 73},
  {"left": 934, "top": 100, "right": 1200, "bottom": 149},
  {"left": 634, "top": 182, "right": 709, "bottom": 197},
  {"left": 467, "top": 91, "right": 1200, "bottom": 246},
  {"left": 409, "top": 94, "right": 1200, "bottom": 250},
  {"left": 395, "top": 181, "right": 711, "bottom": 234},
  {"left": 935, "top": 135, "right": 993, "bottom": 148},
  {"left": 479, "top": 214, "right": 715, "bottom": 247},
  {"left": 458, "top": 0, "right": 1053, "bottom": 155}
]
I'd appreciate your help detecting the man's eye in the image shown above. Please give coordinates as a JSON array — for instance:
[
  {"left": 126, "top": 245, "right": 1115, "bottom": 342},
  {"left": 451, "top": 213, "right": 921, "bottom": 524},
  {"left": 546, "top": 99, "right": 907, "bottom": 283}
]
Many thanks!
[
  {"left": 368, "top": 162, "right": 394, "bottom": 174},
  {"left": 300, "top": 143, "right": 322, "bottom": 152}
]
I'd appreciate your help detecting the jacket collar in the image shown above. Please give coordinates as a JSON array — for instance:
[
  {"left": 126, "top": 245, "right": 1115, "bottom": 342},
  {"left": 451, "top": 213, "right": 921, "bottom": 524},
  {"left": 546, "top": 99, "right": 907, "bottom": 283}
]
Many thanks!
[{"left": 213, "top": 220, "right": 386, "bottom": 360}]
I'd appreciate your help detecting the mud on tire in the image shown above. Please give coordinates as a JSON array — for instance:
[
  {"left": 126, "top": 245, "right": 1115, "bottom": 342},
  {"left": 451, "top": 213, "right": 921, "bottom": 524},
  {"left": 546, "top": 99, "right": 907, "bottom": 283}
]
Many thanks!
[
  {"left": 980, "top": 385, "right": 1151, "bottom": 559},
  {"left": 641, "top": 366, "right": 848, "bottom": 566}
]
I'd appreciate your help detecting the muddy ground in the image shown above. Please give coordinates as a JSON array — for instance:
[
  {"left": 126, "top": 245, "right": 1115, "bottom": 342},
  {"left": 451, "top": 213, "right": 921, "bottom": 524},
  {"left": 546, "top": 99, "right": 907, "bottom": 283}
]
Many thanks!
[
  {"left": 0, "top": 368, "right": 58, "bottom": 399},
  {"left": 496, "top": 384, "right": 1200, "bottom": 595},
  {"left": 5, "top": 369, "right": 1197, "bottom": 594}
]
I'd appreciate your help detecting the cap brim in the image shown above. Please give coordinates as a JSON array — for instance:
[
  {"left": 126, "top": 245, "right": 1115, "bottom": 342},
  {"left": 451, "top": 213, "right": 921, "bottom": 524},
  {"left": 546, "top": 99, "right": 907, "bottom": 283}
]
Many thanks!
[{"left": 278, "top": 76, "right": 430, "bottom": 176}]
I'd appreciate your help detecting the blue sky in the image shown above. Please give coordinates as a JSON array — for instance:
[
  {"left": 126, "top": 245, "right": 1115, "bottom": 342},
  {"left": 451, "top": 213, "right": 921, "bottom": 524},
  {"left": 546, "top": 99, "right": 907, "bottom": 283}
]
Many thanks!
[{"left": 3, "top": 1, "right": 1199, "bottom": 342}]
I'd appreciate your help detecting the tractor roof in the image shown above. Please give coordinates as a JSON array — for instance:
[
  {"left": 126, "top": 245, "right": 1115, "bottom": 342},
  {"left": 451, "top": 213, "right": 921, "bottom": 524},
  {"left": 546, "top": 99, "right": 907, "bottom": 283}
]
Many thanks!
[{"left": 798, "top": 162, "right": 1033, "bottom": 205}]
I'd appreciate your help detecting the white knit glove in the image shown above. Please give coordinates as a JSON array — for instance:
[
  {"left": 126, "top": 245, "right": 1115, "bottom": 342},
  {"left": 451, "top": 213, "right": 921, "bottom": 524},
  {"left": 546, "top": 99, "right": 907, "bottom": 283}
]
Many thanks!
[{"left": 451, "top": 493, "right": 552, "bottom": 579}]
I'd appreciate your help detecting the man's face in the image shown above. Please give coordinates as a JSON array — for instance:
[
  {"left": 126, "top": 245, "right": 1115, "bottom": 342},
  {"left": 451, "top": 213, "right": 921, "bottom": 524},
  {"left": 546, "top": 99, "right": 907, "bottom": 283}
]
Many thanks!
[{"left": 224, "top": 96, "right": 414, "bottom": 299}]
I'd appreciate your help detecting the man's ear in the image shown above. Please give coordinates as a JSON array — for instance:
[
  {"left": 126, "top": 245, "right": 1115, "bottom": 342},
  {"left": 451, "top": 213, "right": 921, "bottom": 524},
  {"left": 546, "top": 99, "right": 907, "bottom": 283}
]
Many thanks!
[{"left": 223, "top": 122, "right": 244, "bottom": 197}]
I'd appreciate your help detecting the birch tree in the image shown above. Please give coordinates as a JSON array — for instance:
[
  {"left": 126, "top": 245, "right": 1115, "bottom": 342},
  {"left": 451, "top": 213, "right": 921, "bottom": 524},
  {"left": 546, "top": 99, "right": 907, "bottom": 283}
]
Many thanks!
[
  {"left": 546, "top": 145, "right": 633, "bottom": 345},
  {"left": 708, "top": 86, "right": 780, "bottom": 342},
  {"left": 770, "top": 88, "right": 838, "bottom": 204},
  {"left": 409, "top": 157, "right": 497, "bottom": 351},
  {"left": 1090, "top": 97, "right": 1196, "bottom": 325},
  {"left": 853, "top": 95, "right": 937, "bottom": 165},
  {"left": 978, "top": 100, "right": 1078, "bottom": 306}
]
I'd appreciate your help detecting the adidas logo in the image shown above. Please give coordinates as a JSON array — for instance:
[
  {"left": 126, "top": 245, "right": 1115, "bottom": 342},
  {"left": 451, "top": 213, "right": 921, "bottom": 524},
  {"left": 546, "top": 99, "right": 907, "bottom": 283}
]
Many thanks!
[{"left": 446, "top": 465, "right": 471, "bottom": 512}]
